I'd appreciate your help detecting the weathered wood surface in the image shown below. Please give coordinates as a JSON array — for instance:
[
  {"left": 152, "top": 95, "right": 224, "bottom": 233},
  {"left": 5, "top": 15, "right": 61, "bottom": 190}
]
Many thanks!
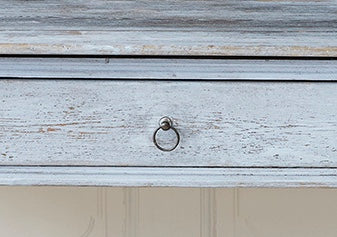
[
  {"left": 1, "top": 80, "right": 336, "bottom": 167},
  {"left": 1, "top": 57, "right": 337, "bottom": 81},
  {"left": 0, "top": 166, "right": 336, "bottom": 187},
  {"left": 0, "top": 0, "right": 337, "bottom": 56}
]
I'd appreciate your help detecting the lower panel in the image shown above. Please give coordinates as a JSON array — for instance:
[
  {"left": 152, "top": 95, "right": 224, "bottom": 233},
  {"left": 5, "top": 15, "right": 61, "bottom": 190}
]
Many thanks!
[
  {"left": 1, "top": 187, "right": 337, "bottom": 237},
  {"left": 0, "top": 167, "right": 336, "bottom": 187}
]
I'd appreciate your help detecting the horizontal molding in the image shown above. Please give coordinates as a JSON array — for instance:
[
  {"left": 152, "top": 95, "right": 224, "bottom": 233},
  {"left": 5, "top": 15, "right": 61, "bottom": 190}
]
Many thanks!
[
  {"left": 0, "top": 166, "right": 336, "bottom": 187},
  {"left": 0, "top": 57, "right": 337, "bottom": 80}
]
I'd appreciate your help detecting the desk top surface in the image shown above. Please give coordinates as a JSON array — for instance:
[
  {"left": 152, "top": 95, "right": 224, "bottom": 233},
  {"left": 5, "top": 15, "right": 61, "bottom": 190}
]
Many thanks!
[{"left": 1, "top": 0, "right": 337, "bottom": 56}]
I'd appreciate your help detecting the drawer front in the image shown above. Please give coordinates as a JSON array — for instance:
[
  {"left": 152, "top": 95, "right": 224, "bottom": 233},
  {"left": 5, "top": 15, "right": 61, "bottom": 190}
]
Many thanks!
[{"left": 1, "top": 80, "right": 336, "bottom": 167}]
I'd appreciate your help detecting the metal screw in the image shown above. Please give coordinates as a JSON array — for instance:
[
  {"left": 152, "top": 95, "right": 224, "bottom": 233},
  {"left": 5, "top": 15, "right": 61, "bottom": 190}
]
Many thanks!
[{"left": 159, "top": 116, "right": 172, "bottom": 131}]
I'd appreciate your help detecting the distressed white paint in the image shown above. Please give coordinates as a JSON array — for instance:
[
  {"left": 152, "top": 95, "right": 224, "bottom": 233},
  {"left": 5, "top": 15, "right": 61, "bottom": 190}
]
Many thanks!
[
  {"left": 0, "top": 0, "right": 336, "bottom": 56},
  {"left": 1, "top": 57, "right": 337, "bottom": 81},
  {"left": 0, "top": 80, "right": 336, "bottom": 168}
]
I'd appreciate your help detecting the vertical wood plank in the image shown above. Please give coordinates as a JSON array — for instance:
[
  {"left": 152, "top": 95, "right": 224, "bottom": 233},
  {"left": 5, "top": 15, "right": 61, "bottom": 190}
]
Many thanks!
[
  {"left": 124, "top": 188, "right": 139, "bottom": 237},
  {"left": 0, "top": 186, "right": 105, "bottom": 237},
  {"left": 235, "top": 188, "right": 337, "bottom": 237},
  {"left": 137, "top": 188, "right": 200, "bottom": 237},
  {"left": 105, "top": 187, "right": 125, "bottom": 237},
  {"left": 200, "top": 189, "right": 217, "bottom": 237},
  {"left": 214, "top": 189, "right": 235, "bottom": 237}
]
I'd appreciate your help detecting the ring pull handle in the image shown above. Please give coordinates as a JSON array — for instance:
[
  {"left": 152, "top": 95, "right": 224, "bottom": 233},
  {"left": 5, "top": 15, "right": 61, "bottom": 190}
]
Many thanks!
[{"left": 153, "top": 116, "right": 180, "bottom": 152}]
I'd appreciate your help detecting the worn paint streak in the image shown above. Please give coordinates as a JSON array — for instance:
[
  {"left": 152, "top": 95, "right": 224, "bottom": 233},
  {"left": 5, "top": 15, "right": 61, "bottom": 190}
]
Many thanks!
[{"left": 47, "top": 128, "right": 59, "bottom": 132}]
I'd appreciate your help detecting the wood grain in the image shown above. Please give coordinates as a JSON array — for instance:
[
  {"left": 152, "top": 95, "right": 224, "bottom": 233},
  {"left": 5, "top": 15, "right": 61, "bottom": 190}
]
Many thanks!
[
  {"left": 0, "top": 166, "right": 336, "bottom": 187},
  {"left": 1, "top": 79, "right": 336, "bottom": 167},
  {"left": 1, "top": 57, "right": 337, "bottom": 81},
  {"left": 0, "top": 0, "right": 336, "bottom": 56}
]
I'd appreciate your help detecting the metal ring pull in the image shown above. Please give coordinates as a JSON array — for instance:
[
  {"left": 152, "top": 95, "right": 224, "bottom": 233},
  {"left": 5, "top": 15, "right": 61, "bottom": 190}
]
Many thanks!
[{"left": 153, "top": 116, "right": 180, "bottom": 152}]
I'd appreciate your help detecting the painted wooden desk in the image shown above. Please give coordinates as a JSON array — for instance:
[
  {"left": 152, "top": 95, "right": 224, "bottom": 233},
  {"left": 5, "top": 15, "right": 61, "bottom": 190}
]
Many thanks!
[{"left": 0, "top": 0, "right": 336, "bottom": 187}]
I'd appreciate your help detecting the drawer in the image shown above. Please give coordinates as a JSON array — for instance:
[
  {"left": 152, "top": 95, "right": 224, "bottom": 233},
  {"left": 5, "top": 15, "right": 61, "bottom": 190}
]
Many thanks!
[{"left": 1, "top": 79, "right": 336, "bottom": 168}]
